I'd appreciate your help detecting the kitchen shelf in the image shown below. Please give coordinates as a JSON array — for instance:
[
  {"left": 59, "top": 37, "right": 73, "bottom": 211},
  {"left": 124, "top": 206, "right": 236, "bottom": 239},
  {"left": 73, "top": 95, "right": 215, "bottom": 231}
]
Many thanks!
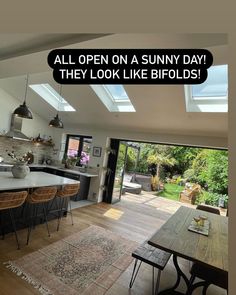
[
  {"left": 0, "top": 135, "right": 54, "bottom": 146},
  {"left": 32, "top": 140, "right": 54, "bottom": 146}
]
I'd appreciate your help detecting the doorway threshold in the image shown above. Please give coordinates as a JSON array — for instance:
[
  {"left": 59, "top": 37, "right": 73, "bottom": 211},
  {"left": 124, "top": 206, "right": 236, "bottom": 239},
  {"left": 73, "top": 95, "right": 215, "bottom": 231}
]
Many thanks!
[{"left": 70, "top": 200, "right": 95, "bottom": 209}]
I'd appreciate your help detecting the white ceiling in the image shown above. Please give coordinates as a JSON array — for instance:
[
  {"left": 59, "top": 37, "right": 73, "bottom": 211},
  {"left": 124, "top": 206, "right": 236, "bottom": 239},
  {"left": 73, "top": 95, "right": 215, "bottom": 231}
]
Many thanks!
[{"left": 0, "top": 33, "right": 228, "bottom": 137}]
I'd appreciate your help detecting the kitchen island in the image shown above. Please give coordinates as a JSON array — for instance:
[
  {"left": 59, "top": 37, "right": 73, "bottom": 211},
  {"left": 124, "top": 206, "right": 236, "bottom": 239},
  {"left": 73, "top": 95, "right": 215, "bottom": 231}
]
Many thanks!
[
  {"left": 0, "top": 163, "right": 98, "bottom": 201},
  {"left": 0, "top": 171, "right": 81, "bottom": 234},
  {"left": 0, "top": 171, "right": 80, "bottom": 191}
]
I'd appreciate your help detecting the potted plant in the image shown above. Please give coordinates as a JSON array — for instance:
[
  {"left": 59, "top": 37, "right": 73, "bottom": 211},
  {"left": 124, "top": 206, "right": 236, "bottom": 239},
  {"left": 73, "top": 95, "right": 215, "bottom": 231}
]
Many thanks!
[
  {"left": 6, "top": 150, "right": 31, "bottom": 179},
  {"left": 64, "top": 155, "right": 79, "bottom": 169}
]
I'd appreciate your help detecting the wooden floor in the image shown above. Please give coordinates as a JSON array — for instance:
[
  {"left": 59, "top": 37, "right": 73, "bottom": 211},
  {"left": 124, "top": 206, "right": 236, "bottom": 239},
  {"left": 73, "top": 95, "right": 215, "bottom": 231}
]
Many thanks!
[{"left": 0, "top": 193, "right": 227, "bottom": 295}]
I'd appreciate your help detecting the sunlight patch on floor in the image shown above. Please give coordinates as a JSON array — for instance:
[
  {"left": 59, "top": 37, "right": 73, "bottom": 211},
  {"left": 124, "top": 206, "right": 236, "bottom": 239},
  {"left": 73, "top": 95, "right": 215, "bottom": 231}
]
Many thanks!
[{"left": 104, "top": 208, "right": 124, "bottom": 220}]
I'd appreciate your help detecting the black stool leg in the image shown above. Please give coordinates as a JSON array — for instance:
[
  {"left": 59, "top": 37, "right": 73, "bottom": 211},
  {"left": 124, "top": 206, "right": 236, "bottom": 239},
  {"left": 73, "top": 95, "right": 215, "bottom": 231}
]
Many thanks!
[
  {"left": 26, "top": 204, "right": 34, "bottom": 245},
  {"left": 9, "top": 209, "right": 20, "bottom": 250},
  {"left": 0, "top": 210, "right": 5, "bottom": 240},
  {"left": 42, "top": 203, "right": 50, "bottom": 237},
  {"left": 46, "top": 198, "right": 54, "bottom": 215},
  {"left": 26, "top": 225, "right": 31, "bottom": 245},
  {"left": 69, "top": 199, "right": 74, "bottom": 225},
  {"left": 33, "top": 203, "right": 39, "bottom": 228},
  {"left": 57, "top": 197, "right": 64, "bottom": 231},
  {"left": 26, "top": 203, "right": 38, "bottom": 245},
  {"left": 129, "top": 259, "right": 142, "bottom": 288},
  {"left": 20, "top": 202, "right": 26, "bottom": 220}
]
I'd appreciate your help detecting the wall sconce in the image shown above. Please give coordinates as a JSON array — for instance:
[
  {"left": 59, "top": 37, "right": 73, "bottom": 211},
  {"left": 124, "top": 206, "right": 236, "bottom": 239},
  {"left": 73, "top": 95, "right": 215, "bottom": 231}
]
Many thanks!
[{"left": 106, "top": 147, "right": 116, "bottom": 155}]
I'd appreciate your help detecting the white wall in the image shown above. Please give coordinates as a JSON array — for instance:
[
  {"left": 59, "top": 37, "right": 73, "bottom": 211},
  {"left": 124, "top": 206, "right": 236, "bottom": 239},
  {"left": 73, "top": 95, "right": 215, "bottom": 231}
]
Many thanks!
[{"left": 0, "top": 87, "right": 55, "bottom": 139}]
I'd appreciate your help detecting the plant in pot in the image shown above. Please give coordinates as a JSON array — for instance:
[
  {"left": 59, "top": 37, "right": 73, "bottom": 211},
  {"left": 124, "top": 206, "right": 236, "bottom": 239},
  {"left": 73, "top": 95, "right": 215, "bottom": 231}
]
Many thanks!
[
  {"left": 6, "top": 150, "right": 31, "bottom": 179},
  {"left": 64, "top": 155, "right": 79, "bottom": 169}
]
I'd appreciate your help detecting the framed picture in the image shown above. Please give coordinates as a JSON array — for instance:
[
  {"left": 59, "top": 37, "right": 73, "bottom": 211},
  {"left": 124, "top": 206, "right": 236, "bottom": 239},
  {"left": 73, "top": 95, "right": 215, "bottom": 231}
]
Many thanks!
[{"left": 93, "top": 146, "right": 102, "bottom": 157}]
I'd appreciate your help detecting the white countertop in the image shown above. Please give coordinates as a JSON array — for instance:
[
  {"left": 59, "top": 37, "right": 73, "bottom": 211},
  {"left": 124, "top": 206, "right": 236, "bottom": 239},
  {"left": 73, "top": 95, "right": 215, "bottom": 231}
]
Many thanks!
[
  {"left": 0, "top": 172, "right": 80, "bottom": 191},
  {"left": 0, "top": 163, "right": 12, "bottom": 167},
  {"left": 0, "top": 163, "right": 98, "bottom": 178},
  {"left": 43, "top": 165, "right": 98, "bottom": 177}
]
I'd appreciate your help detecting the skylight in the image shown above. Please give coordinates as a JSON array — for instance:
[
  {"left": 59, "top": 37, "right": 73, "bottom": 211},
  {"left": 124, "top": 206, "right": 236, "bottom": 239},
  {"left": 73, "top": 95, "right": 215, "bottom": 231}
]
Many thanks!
[
  {"left": 184, "top": 64, "right": 228, "bottom": 112},
  {"left": 103, "top": 85, "right": 129, "bottom": 102},
  {"left": 90, "top": 85, "right": 136, "bottom": 112},
  {"left": 29, "top": 83, "right": 76, "bottom": 112}
]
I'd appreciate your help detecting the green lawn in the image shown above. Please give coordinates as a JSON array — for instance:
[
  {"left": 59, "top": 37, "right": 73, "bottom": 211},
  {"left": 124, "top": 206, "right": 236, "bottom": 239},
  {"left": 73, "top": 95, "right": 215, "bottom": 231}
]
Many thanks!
[{"left": 157, "top": 183, "right": 184, "bottom": 201}]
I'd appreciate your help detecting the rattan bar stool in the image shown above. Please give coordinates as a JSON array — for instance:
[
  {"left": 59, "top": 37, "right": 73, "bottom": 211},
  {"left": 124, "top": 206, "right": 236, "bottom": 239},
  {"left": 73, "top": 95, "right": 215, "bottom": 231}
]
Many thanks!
[
  {"left": 0, "top": 191, "right": 28, "bottom": 249},
  {"left": 56, "top": 183, "right": 80, "bottom": 231},
  {"left": 26, "top": 186, "right": 57, "bottom": 245}
]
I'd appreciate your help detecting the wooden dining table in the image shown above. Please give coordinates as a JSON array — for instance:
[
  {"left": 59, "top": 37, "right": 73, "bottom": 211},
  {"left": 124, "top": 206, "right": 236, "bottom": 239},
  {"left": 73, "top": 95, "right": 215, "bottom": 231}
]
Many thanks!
[{"left": 148, "top": 206, "right": 228, "bottom": 294}]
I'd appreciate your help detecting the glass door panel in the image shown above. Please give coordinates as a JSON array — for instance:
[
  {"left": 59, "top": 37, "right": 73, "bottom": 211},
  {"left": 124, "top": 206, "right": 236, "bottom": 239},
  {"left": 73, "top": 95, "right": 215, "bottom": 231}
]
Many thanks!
[{"left": 112, "top": 142, "right": 127, "bottom": 203}]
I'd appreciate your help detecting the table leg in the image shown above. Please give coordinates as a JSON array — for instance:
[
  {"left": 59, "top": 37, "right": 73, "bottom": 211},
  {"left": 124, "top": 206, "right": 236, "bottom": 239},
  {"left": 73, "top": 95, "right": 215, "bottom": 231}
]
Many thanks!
[{"left": 158, "top": 254, "right": 189, "bottom": 295}]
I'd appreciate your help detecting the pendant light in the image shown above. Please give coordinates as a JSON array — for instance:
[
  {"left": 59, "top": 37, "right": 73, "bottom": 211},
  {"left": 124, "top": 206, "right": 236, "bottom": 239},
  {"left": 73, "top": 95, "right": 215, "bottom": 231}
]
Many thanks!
[
  {"left": 49, "top": 84, "right": 64, "bottom": 128},
  {"left": 13, "top": 74, "right": 33, "bottom": 119}
]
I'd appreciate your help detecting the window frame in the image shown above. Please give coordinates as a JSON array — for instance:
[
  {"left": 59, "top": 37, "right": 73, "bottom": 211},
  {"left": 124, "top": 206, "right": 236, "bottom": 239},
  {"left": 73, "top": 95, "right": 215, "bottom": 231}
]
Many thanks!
[
  {"left": 184, "top": 64, "right": 228, "bottom": 113},
  {"left": 64, "top": 134, "right": 92, "bottom": 166},
  {"left": 90, "top": 84, "right": 136, "bottom": 112}
]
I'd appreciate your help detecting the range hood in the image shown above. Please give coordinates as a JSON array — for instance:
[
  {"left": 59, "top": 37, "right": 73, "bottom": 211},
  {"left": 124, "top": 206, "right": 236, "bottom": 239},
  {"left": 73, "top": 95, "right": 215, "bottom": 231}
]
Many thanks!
[{"left": 5, "top": 114, "right": 30, "bottom": 141}]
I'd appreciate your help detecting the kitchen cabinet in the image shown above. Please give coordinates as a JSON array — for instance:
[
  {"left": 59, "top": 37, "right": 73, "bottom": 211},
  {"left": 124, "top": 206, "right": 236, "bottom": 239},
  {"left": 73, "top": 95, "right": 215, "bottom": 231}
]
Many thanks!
[
  {"left": 30, "top": 166, "right": 93, "bottom": 200},
  {"left": 0, "top": 163, "right": 97, "bottom": 201}
]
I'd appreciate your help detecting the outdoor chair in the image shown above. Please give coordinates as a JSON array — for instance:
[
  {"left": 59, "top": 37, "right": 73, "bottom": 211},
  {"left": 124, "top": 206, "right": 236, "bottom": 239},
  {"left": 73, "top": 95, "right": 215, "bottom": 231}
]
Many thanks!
[
  {"left": 187, "top": 263, "right": 228, "bottom": 295},
  {"left": 196, "top": 204, "right": 220, "bottom": 215},
  {"left": 129, "top": 241, "right": 171, "bottom": 295},
  {"left": 56, "top": 183, "right": 80, "bottom": 231},
  {"left": 187, "top": 204, "right": 228, "bottom": 294},
  {"left": 179, "top": 184, "right": 201, "bottom": 205}
]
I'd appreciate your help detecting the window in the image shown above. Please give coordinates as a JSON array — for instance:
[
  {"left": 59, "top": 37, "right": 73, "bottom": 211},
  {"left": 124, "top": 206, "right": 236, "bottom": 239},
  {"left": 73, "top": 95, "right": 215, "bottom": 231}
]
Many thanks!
[
  {"left": 90, "top": 84, "right": 136, "bottom": 112},
  {"left": 64, "top": 135, "right": 92, "bottom": 166},
  {"left": 103, "top": 85, "right": 129, "bottom": 102},
  {"left": 184, "top": 64, "right": 228, "bottom": 112},
  {"left": 29, "top": 83, "right": 76, "bottom": 112}
]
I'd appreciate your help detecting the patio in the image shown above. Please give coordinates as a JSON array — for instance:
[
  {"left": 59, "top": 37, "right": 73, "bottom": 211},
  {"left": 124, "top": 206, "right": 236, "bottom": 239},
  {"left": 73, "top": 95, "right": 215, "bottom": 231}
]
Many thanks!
[{"left": 120, "top": 190, "right": 227, "bottom": 216}]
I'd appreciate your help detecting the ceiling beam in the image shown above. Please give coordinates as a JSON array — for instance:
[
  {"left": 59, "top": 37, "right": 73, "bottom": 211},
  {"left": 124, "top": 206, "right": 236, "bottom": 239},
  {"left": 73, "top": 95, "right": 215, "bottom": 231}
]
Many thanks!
[{"left": 0, "top": 34, "right": 110, "bottom": 61}]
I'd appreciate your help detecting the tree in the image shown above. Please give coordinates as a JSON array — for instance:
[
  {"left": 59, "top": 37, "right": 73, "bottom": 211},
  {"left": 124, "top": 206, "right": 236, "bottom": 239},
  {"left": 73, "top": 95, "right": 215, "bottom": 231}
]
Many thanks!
[
  {"left": 147, "top": 153, "right": 176, "bottom": 177},
  {"left": 116, "top": 144, "right": 139, "bottom": 174},
  {"left": 167, "top": 146, "right": 202, "bottom": 175},
  {"left": 146, "top": 145, "right": 176, "bottom": 190},
  {"left": 191, "top": 149, "right": 228, "bottom": 195},
  {"left": 202, "top": 150, "right": 228, "bottom": 194}
]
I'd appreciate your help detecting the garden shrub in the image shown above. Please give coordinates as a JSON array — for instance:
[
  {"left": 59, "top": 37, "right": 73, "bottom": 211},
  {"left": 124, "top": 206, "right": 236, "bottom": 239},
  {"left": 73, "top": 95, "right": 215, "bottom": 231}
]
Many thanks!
[
  {"left": 175, "top": 176, "right": 183, "bottom": 185},
  {"left": 183, "top": 168, "right": 196, "bottom": 182},
  {"left": 196, "top": 191, "right": 228, "bottom": 208}
]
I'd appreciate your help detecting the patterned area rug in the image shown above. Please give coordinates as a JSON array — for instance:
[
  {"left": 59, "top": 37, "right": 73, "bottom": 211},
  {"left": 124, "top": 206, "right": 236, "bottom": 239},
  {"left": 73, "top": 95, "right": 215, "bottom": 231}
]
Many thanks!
[{"left": 5, "top": 225, "right": 137, "bottom": 295}]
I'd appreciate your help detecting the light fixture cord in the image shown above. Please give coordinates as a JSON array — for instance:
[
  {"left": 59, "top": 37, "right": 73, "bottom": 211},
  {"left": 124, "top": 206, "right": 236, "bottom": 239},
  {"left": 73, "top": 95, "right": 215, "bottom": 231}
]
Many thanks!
[
  {"left": 24, "top": 74, "right": 29, "bottom": 103},
  {"left": 58, "top": 84, "right": 62, "bottom": 115}
]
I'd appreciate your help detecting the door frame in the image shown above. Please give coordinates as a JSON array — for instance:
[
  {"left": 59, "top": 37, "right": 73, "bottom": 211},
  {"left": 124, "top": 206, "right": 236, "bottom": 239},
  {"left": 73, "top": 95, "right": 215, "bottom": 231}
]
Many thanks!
[{"left": 102, "top": 139, "right": 120, "bottom": 203}]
